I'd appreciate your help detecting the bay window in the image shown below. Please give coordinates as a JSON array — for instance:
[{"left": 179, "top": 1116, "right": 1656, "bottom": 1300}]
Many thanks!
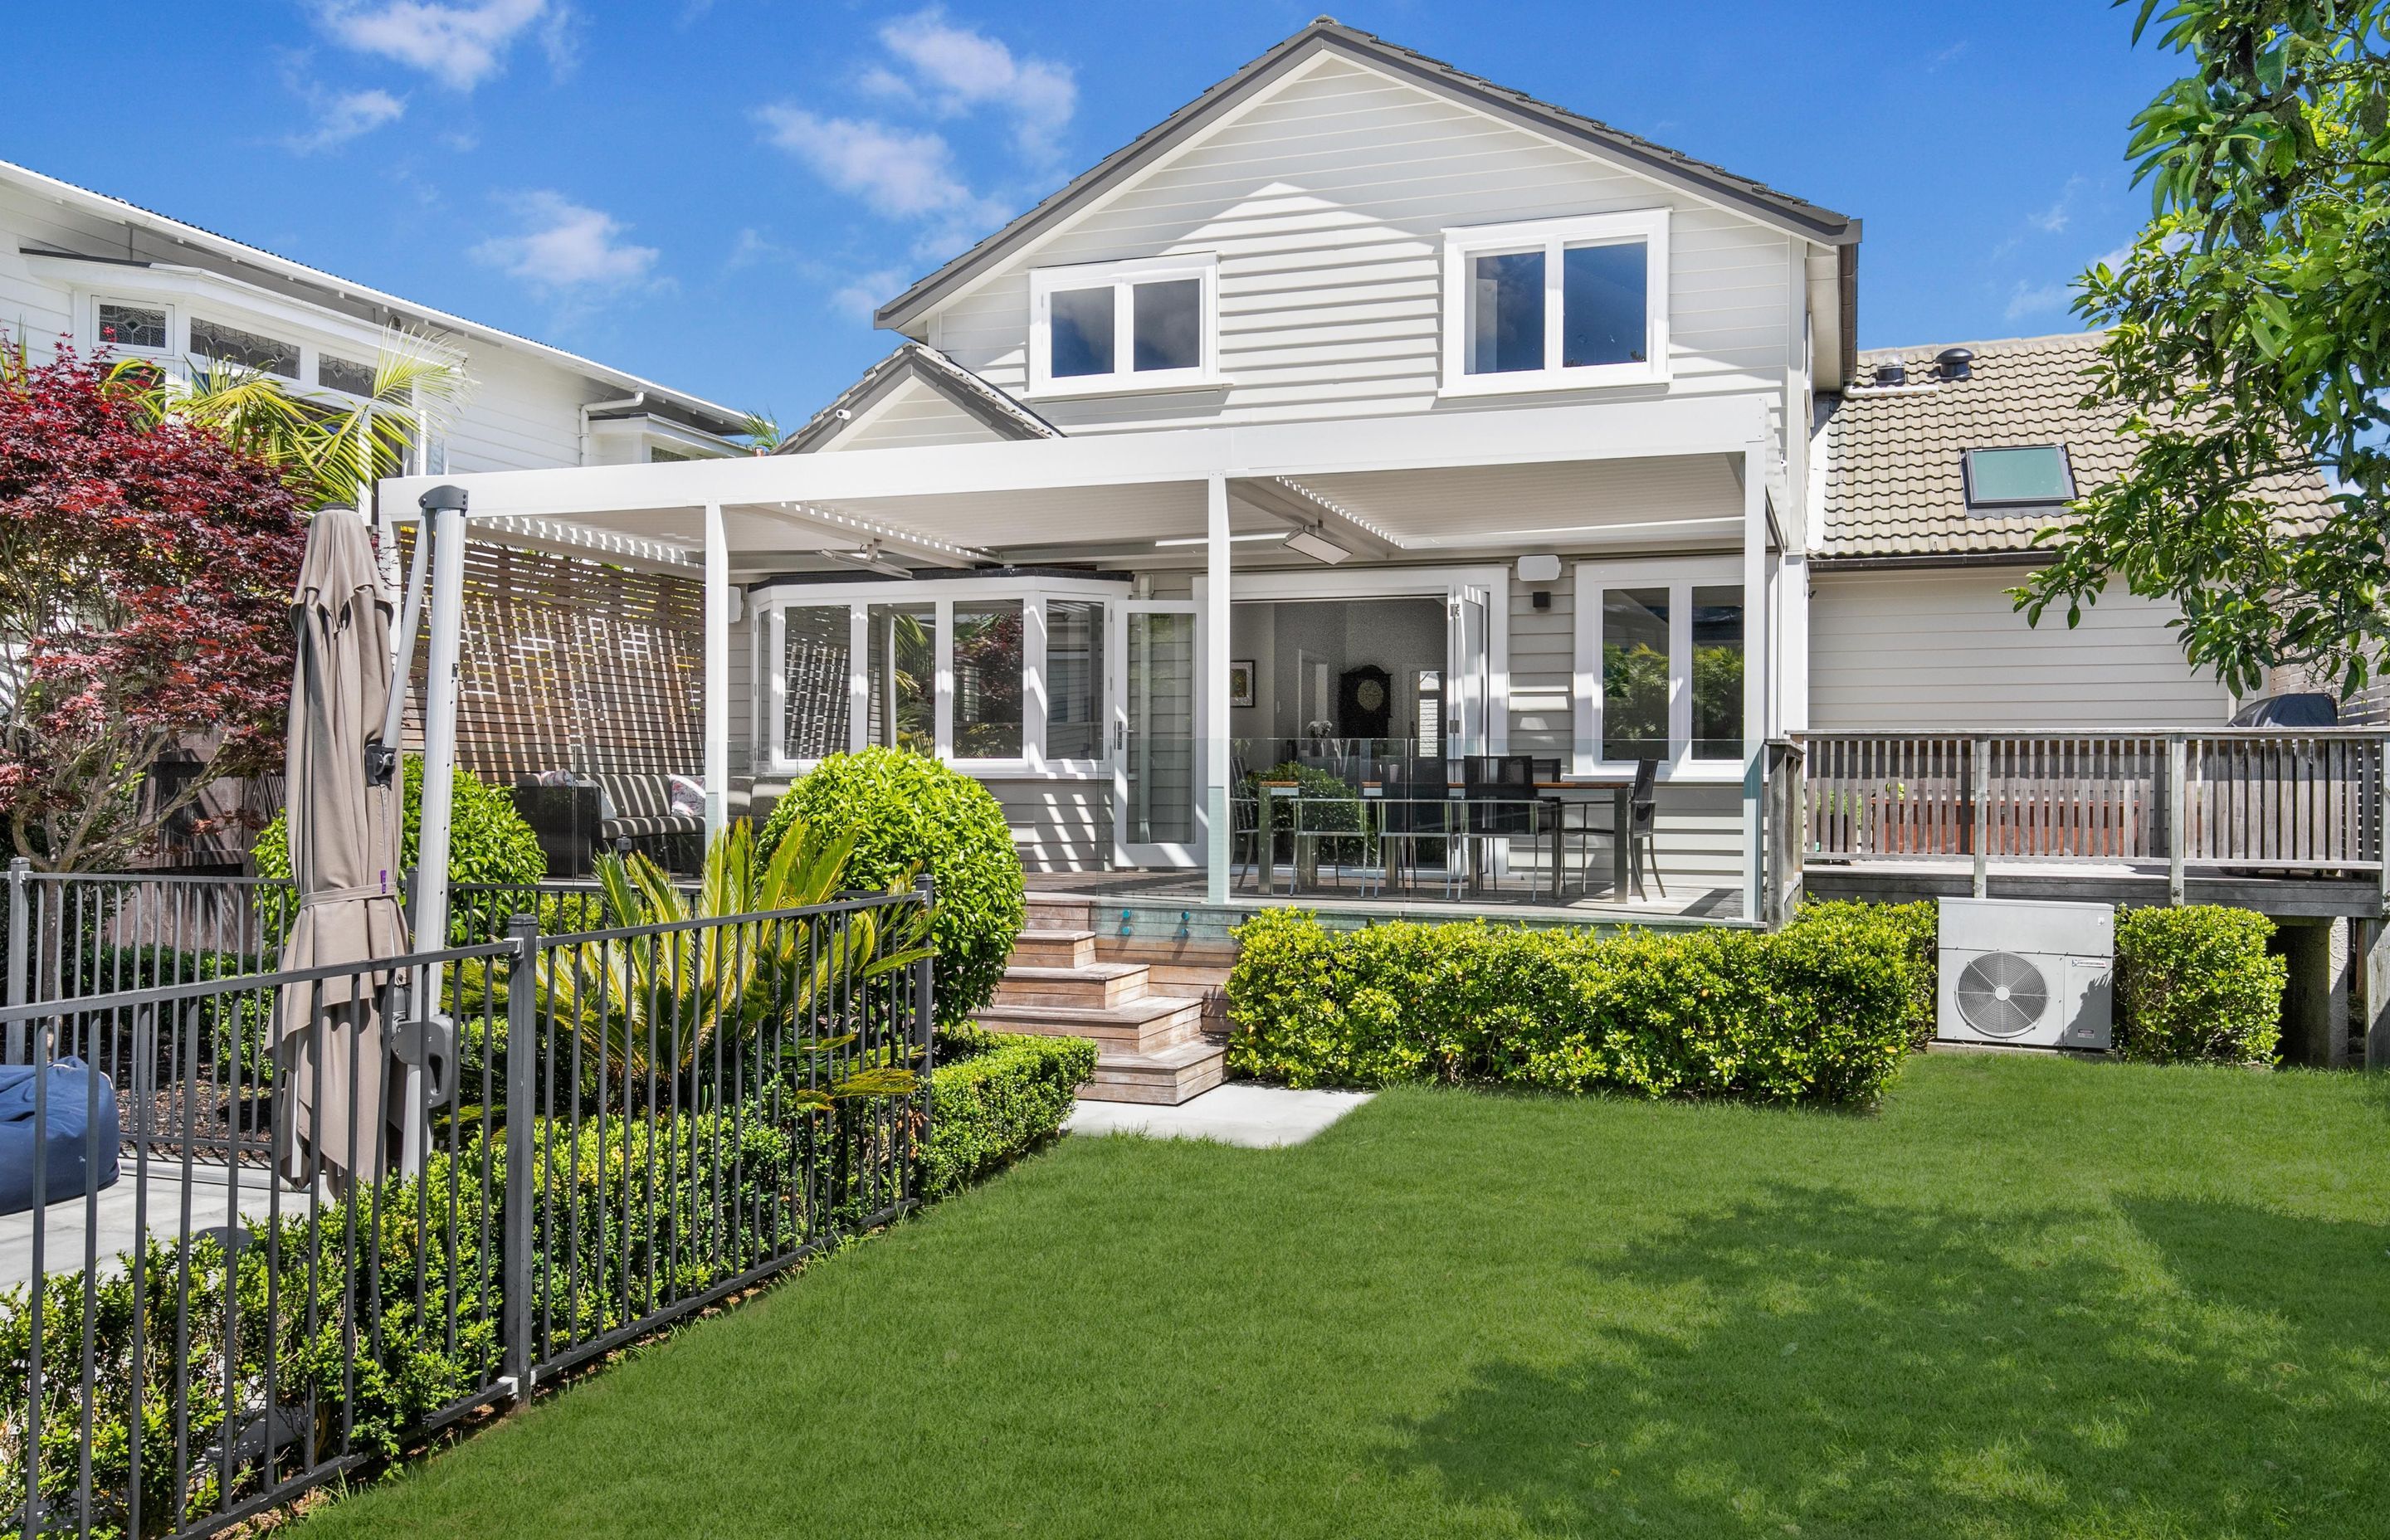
[
  {"left": 1443, "top": 210, "right": 1669, "bottom": 394},
  {"left": 1573, "top": 559, "right": 1744, "bottom": 777},
  {"left": 1029, "top": 253, "right": 1217, "bottom": 396},
  {"left": 758, "top": 577, "right": 1124, "bottom": 776}
]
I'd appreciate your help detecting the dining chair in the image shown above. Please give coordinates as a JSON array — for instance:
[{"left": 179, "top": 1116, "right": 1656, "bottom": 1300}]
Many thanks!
[
  {"left": 1462, "top": 753, "right": 1536, "bottom": 895},
  {"left": 1627, "top": 757, "right": 1665, "bottom": 899}
]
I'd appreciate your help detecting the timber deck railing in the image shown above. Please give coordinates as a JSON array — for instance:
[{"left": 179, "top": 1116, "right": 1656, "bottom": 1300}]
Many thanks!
[{"left": 1798, "top": 729, "right": 2390, "bottom": 900}]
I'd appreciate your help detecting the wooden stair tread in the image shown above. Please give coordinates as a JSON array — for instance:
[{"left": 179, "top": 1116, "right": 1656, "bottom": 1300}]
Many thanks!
[
  {"left": 1095, "top": 1039, "right": 1222, "bottom": 1071},
  {"left": 976, "top": 995, "right": 1202, "bottom": 1028},
  {"left": 1000, "top": 963, "right": 1146, "bottom": 984}
]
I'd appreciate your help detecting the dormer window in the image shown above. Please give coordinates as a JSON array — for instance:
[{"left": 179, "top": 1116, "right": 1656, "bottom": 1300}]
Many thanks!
[
  {"left": 1029, "top": 254, "right": 1217, "bottom": 396},
  {"left": 1963, "top": 445, "right": 2075, "bottom": 510},
  {"left": 1441, "top": 210, "right": 1670, "bottom": 395}
]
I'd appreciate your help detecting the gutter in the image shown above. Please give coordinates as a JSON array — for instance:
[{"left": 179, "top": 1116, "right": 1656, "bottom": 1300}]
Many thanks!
[{"left": 1809, "top": 548, "right": 2057, "bottom": 573}]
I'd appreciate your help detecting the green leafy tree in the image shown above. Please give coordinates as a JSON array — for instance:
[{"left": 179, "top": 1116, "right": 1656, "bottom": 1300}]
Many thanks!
[{"left": 2021, "top": 1, "right": 2390, "bottom": 693}]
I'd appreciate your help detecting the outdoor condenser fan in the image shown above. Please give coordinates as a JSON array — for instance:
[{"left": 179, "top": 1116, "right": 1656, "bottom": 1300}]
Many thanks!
[{"left": 1951, "top": 951, "right": 2052, "bottom": 1040}]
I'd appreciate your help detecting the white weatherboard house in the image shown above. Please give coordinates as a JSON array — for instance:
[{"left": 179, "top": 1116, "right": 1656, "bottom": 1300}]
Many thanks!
[
  {"left": 385, "top": 17, "right": 2365, "bottom": 1028},
  {"left": 0, "top": 156, "right": 748, "bottom": 475}
]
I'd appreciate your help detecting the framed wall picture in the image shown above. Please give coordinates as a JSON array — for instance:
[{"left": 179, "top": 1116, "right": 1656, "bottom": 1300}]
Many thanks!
[{"left": 1228, "top": 659, "right": 1256, "bottom": 708}]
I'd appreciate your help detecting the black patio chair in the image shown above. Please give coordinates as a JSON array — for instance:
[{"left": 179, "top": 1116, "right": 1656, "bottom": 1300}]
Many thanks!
[
  {"left": 1461, "top": 754, "right": 1537, "bottom": 895},
  {"left": 1361, "top": 755, "right": 1444, "bottom": 897},
  {"left": 1577, "top": 757, "right": 1665, "bottom": 899}
]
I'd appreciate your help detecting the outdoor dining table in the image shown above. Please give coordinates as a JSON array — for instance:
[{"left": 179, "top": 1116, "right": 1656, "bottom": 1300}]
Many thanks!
[{"left": 1253, "top": 776, "right": 1636, "bottom": 904}]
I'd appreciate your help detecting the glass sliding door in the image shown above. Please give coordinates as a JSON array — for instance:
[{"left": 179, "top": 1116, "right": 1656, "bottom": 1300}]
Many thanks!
[{"left": 1111, "top": 601, "right": 1202, "bottom": 867}]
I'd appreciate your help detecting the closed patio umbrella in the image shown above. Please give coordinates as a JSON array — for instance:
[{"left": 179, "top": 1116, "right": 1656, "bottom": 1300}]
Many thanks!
[{"left": 275, "top": 507, "right": 408, "bottom": 1189}]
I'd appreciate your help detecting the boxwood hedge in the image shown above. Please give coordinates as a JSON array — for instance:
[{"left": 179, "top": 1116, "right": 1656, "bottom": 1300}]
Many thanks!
[
  {"left": 2114, "top": 904, "right": 2285, "bottom": 1065},
  {"left": 1227, "top": 904, "right": 1925, "bottom": 1106}
]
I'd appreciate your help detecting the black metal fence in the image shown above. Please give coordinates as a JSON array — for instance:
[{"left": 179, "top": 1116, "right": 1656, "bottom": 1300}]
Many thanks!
[{"left": 0, "top": 883, "right": 934, "bottom": 1538}]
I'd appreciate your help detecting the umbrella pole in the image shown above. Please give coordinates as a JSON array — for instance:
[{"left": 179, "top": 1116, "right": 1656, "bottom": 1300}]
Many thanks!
[{"left": 404, "top": 484, "right": 470, "bottom": 1179}]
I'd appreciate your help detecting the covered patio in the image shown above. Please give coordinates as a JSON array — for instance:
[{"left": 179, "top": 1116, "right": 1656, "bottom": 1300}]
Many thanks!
[{"left": 385, "top": 391, "right": 1792, "bottom": 926}]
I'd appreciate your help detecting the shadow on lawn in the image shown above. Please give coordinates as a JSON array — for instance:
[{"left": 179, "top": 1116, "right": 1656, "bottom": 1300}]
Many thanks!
[{"left": 1388, "top": 1184, "right": 2390, "bottom": 1538}]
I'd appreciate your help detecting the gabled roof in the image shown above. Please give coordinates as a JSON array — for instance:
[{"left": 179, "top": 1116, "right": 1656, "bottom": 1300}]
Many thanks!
[
  {"left": 0, "top": 157, "right": 745, "bottom": 433},
  {"left": 776, "top": 342, "right": 1060, "bottom": 455},
  {"left": 1817, "top": 330, "right": 2334, "bottom": 562},
  {"left": 876, "top": 17, "right": 1859, "bottom": 334}
]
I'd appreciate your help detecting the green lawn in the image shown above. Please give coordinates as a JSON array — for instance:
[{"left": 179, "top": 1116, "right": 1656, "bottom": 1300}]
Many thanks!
[{"left": 304, "top": 1055, "right": 2390, "bottom": 1539}]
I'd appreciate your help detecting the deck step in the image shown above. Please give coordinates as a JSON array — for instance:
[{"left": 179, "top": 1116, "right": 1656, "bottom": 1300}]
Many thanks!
[
  {"left": 1008, "top": 929, "right": 1095, "bottom": 968},
  {"left": 1080, "top": 1039, "right": 1228, "bottom": 1105},
  {"left": 993, "top": 962, "right": 1151, "bottom": 1010},
  {"left": 973, "top": 994, "right": 1205, "bottom": 1055}
]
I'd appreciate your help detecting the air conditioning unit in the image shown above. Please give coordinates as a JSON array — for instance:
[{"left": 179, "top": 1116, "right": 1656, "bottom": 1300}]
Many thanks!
[{"left": 1937, "top": 898, "right": 2114, "bottom": 1050}]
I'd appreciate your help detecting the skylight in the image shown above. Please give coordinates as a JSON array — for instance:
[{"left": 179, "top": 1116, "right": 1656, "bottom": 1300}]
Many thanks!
[{"left": 1963, "top": 445, "right": 2075, "bottom": 509}]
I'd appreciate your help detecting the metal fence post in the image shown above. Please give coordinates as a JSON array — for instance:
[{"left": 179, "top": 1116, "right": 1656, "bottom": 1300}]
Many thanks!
[
  {"left": 2167, "top": 733, "right": 2188, "bottom": 906},
  {"left": 7, "top": 858, "right": 28, "bottom": 1063},
  {"left": 911, "top": 875, "right": 935, "bottom": 1207},
  {"left": 501, "top": 913, "right": 539, "bottom": 1404},
  {"left": 1970, "top": 738, "right": 1991, "bottom": 899}
]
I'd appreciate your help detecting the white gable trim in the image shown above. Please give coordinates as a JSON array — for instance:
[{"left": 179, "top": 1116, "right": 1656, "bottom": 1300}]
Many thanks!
[{"left": 882, "top": 35, "right": 1850, "bottom": 334}]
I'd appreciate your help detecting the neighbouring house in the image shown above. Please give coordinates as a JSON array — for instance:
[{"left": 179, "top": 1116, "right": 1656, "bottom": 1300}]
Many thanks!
[
  {"left": 378, "top": 18, "right": 2377, "bottom": 1065},
  {"left": 0, "top": 155, "right": 749, "bottom": 858}
]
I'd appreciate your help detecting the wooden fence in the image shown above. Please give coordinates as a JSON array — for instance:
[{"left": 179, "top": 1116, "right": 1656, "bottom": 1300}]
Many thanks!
[{"left": 1802, "top": 730, "right": 2390, "bottom": 886}]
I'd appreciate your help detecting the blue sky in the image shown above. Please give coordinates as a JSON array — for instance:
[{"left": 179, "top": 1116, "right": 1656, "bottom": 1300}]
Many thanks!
[{"left": 0, "top": 2, "right": 2182, "bottom": 423}]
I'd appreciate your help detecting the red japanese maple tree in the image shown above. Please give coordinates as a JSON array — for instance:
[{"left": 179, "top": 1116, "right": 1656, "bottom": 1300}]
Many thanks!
[{"left": 0, "top": 345, "right": 305, "bottom": 870}]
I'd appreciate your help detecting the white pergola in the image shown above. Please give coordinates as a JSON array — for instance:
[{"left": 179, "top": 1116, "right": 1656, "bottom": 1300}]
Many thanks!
[{"left": 384, "top": 392, "right": 1785, "bottom": 933}]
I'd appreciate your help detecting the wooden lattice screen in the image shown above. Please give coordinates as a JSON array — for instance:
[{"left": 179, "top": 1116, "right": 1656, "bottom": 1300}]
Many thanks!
[{"left": 399, "top": 532, "right": 705, "bottom": 783}]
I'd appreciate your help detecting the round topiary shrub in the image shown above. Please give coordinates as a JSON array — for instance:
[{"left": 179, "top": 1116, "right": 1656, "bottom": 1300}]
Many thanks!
[
  {"left": 254, "top": 758, "right": 546, "bottom": 940},
  {"left": 760, "top": 748, "right": 1023, "bottom": 1023}
]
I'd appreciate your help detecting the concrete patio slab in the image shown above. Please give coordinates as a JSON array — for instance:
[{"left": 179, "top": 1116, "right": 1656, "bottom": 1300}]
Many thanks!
[
  {"left": 0, "top": 1165, "right": 306, "bottom": 1289},
  {"left": 1065, "top": 1082, "right": 1372, "bottom": 1149}
]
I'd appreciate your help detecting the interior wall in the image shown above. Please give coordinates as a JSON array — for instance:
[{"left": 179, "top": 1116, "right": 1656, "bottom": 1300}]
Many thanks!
[{"left": 1229, "top": 597, "right": 1445, "bottom": 756}]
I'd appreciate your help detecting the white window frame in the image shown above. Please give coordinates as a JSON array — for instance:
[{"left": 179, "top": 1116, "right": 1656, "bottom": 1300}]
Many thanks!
[
  {"left": 90, "top": 296, "right": 175, "bottom": 359},
  {"left": 753, "top": 574, "right": 1129, "bottom": 779},
  {"left": 1027, "top": 252, "right": 1219, "bottom": 398},
  {"left": 1440, "top": 209, "right": 1671, "bottom": 397},
  {"left": 1571, "top": 556, "right": 1744, "bottom": 782}
]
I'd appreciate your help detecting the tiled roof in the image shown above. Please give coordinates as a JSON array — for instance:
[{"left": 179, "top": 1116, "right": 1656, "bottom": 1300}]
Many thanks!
[{"left": 1817, "top": 330, "right": 2334, "bottom": 560}]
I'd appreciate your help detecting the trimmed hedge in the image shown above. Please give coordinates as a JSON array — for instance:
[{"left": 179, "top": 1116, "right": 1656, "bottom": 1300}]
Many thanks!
[
  {"left": 1227, "top": 907, "right": 1924, "bottom": 1106},
  {"left": 1788, "top": 899, "right": 1938, "bottom": 1046},
  {"left": 761, "top": 748, "right": 1025, "bottom": 1026},
  {"left": 2115, "top": 904, "right": 2285, "bottom": 1065},
  {"left": 922, "top": 1028, "right": 1096, "bottom": 1198}
]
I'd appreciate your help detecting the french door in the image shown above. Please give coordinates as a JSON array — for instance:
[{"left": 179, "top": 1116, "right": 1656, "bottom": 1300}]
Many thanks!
[
  {"left": 1110, "top": 599, "right": 1204, "bottom": 867},
  {"left": 1446, "top": 582, "right": 1493, "bottom": 759}
]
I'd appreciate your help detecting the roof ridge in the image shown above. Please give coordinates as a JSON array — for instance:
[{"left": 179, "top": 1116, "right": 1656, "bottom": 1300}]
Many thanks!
[{"left": 1856, "top": 329, "right": 2109, "bottom": 360}]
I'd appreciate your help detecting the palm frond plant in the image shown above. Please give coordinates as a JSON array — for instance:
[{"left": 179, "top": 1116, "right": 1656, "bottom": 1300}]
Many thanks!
[
  {"left": 534, "top": 818, "right": 935, "bottom": 1111},
  {"left": 106, "top": 328, "right": 471, "bottom": 509}
]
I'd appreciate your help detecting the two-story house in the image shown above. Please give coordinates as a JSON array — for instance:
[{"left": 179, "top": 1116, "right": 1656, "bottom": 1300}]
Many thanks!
[{"left": 386, "top": 19, "right": 2344, "bottom": 955}]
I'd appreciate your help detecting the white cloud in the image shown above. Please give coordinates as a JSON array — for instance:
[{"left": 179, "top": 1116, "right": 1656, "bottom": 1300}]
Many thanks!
[
  {"left": 285, "top": 86, "right": 407, "bottom": 153},
  {"left": 2027, "top": 175, "right": 2089, "bottom": 235},
  {"left": 2004, "top": 277, "right": 2077, "bottom": 321},
  {"left": 471, "top": 191, "right": 658, "bottom": 290},
  {"left": 830, "top": 268, "right": 907, "bottom": 319},
  {"left": 754, "top": 106, "right": 1004, "bottom": 225},
  {"left": 872, "top": 8, "right": 1075, "bottom": 161},
  {"left": 315, "top": 0, "right": 560, "bottom": 90}
]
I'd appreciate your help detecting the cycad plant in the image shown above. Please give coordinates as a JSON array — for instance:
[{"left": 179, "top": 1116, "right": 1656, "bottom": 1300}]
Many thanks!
[{"left": 536, "top": 818, "right": 935, "bottom": 1109}]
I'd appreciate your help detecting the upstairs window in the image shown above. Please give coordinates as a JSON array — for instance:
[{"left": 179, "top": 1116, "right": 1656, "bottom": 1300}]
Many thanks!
[
  {"left": 1030, "top": 254, "right": 1217, "bottom": 396},
  {"left": 96, "top": 302, "right": 168, "bottom": 352},
  {"left": 1963, "top": 445, "right": 2075, "bottom": 509},
  {"left": 1443, "top": 210, "right": 1669, "bottom": 394},
  {"left": 189, "top": 317, "right": 299, "bottom": 379},
  {"left": 316, "top": 353, "right": 377, "bottom": 397}
]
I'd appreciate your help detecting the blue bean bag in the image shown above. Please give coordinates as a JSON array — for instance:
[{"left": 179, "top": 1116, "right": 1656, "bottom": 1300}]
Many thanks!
[{"left": 0, "top": 1058, "right": 120, "bottom": 1216}]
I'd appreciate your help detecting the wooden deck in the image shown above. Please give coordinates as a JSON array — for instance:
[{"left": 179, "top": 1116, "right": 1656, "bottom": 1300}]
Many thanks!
[{"left": 1022, "top": 868, "right": 1749, "bottom": 927}]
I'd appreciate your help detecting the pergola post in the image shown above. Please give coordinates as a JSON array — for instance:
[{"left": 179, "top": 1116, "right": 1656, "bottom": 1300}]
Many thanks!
[
  {"left": 702, "top": 500, "right": 729, "bottom": 837},
  {"left": 1205, "top": 474, "right": 1231, "bottom": 906},
  {"left": 1741, "top": 444, "right": 1768, "bottom": 923}
]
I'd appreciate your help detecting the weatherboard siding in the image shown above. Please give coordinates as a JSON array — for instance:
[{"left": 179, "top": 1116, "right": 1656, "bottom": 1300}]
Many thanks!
[
  {"left": 927, "top": 53, "right": 1797, "bottom": 436},
  {"left": 1808, "top": 568, "right": 2231, "bottom": 731}
]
